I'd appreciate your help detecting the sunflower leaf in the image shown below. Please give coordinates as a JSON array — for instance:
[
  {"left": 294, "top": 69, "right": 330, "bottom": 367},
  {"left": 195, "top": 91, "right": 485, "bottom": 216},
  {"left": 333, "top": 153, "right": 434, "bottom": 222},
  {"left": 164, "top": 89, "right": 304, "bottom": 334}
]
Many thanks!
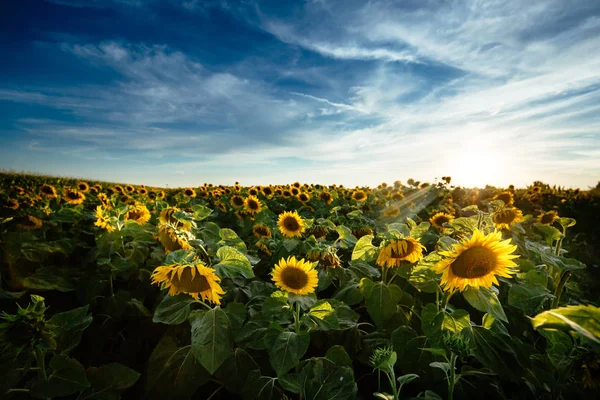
[
  {"left": 351, "top": 234, "right": 377, "bottom": 262},
  {"left": 268, "top": 331, "right": 310, "bottom": 376},
  {"left": 463, "top": 286, "right": 508, "bottom": 323},
  {"left": 531, "top": 305, "right": 600, "bottom": 345},
  {"left": 190, "top": 307, "right": 234, "bottom": 374},
  {"left": 152, "top": 294, "right": 196, "bottom": 325}
]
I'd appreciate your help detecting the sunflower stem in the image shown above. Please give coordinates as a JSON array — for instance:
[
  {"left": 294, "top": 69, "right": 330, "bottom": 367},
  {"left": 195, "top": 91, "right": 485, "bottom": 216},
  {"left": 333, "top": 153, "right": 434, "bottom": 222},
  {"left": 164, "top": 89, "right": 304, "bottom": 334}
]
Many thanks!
[
  {"left": 552, "top": 270, "right": 571, "bottom": 309},
  {"left": 294, "top": 301, "right": 302, "bottom": 333},
  {"left": 33, "top": 348, "right": 47, "bottom": 381},
  {"left": 206, "top": 384, "right": 223, "bottom": 400}
]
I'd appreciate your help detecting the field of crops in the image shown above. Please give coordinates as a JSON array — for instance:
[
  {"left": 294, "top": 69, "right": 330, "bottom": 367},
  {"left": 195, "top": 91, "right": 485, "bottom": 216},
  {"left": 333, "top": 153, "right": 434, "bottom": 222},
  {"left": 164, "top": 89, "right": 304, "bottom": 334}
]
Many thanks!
[{"left": 1, "top": 172, "right": 599, "bottom": 400}]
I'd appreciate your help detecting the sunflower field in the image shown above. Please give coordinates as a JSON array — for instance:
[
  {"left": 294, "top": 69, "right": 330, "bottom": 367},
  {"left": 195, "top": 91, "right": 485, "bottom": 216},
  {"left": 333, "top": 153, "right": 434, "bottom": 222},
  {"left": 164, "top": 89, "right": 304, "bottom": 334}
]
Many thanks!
[{"left": 1, "top": 172, "right": 600, "bottom": 400}]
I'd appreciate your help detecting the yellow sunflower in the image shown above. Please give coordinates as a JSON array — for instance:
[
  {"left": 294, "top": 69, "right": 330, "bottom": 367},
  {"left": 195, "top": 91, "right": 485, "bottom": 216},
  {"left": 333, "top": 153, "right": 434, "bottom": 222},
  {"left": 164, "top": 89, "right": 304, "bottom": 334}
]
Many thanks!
[
  {"left": 277, "top": 210, "right": 305, "bottom": 238},
  {"left": 319, "top": 191, "right": 333, "bottom": 204},
  {"left": 151, "top": 263, "right": 225, "bottom": 304},
  {"left": 383, "top": 205, "right": 400, "bottom": 218},
  {"left": 256, "top": 241, "right": 272, "bottom": 256},
  {"left": 248, "top": 187, "right": 259, "bottom": 196},
  {"left": 230, "top": 195, "right": 245, "bottom": 208},
  {"left": 298, "top": 192, "right": 310, "bottom": 203},
  {"left": 376, "top": 238, "right": 425, "bottom": 267},
  {"left": 493, "top": 191, "right": 514, "bottom": 206},
  {"left": 139, "top": 188, "right": 148, "bottom": 195},
  {"left": 433, "top": 229, "right": 519, "bottom": 292},
  {"left": 271, "top": 256, "right": 318, "bottom": 295},
  {"left": 77, "top": 181, "right": 90, "bottom": 192},
  {"left": 262, "top": 186, "right": 273, "bottom": 197},
  {"left": 252, "top": 224, "right": 272, "bottom": 238},
  {"left": 17, "top": 215, "right": 43, "bottom": 231},
  {"left": 124, "top": 203, "right": 151, "bottom": 225},
  {"left": 183, "top": 188, "right": 196, "bottom": 198},
  {"left": 114, "top": 185, "right": 124, "bottom": 194},
  {"left": 430, "top": 212, "right": 454, "bottom": 230},
  {"left": 158, "top": 225, "right": 193, "bottom": 253},
  {"left": 40, "top": 184, "right": 57, "bottom": 198},
  {"left": 159, "top": 207, "right": 191, "bottom": 231},
  {"left": 244, "top": 195, "right": 262, "bottom": 215},
  {"left": 352, "top": 190, "right": 367, "bottom": 201},
  {"left": 98, "top": 193, "right": 110, "bottom": 207},
  {"left": 291, "top": 187, "right": 300, "bottom": 196},
  {"left": 94, "top": 205, "right": 114, "bottom": 232},
  {"left": 158, "top": 191, "right": 165, "bottom": 200},
  {"left": 492, "top": 207, "right": 523, "bottom": 229},
  {"left": 292, "top": 181, "right": 301, "bottom": 188},
  {"left": 538, "top": 210, "right": 559, "bottom": 225},
  {"left": 3, "top": 198, "right": 19, "bottom": 210},
  {"left": 125, "top": 185, "right": 135, "bottom": 193},
  {"left": 64, "top": 189, "right": 85, "bottom": 205}
]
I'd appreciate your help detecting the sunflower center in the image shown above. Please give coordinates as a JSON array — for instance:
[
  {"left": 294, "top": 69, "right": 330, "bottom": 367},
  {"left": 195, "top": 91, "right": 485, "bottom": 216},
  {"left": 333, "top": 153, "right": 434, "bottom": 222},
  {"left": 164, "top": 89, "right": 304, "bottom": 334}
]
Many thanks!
[
  {"left": 540, "top": 213, "right": 555, "bottom": 224},
  {"left": 247, "top": 200, "right": 259, "bottom": 210},
  {"left": 127, "top": 210, "right": 145, "bottom": 221},
  {"left": 171, "top": 267, "right": 211, "bottom": 293},
  {"left": 451, "top": 246, "right": 496, "bottom": 278},
  {"left": 67, "top": 192, "right": 79, "bottom": 200},
  {"left": 390, "top": 240, "right": 415, "bottom": 258},
  {"left": 280, "top": 267, "right": 309, "bottom": 290},
  {"left": 233, "top": 197, "right": 244, "bottom": 206},
  {"left": 494, "top": 210, "right": 516, "bottom": 224},
  {"left": 283, "top": 216, "right": 300, "bottom": 232},
  {"left": 255, "top": 226, "right": 270, "bottom": 236},
  {"left": 435, "top": 216, "right": 450, "bottom": 225}
]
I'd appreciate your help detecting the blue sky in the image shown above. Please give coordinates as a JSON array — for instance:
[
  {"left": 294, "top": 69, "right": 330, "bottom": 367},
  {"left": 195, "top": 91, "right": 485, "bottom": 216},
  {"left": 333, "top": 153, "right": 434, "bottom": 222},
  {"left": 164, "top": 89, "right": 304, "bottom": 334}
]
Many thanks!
[{"left": 1, "top": 0, "right": 599, "bottom": 188}]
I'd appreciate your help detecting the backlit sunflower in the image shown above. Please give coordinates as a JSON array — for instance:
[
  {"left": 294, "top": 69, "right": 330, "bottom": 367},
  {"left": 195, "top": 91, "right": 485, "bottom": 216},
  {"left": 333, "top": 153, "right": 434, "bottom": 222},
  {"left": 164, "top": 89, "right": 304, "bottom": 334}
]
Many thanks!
[
  {"left": 430, "top": 212, "right": 454, "bottom": 230},
  {"left": 493, "top": 191, "right": 514, "bottom": 206},
  {"left": 252, "top": 224, "right": 272, "bottom": 238},
  {"left": 40, "top": 184, "right": 57, "bottom": 198},
  {"left": 319, "top": 191, "right": 333, "bottom": 204},
  {"left": 159, "top": 207, "right": 192, "bottom": 231},
  {"left": 271, "top": 256, "right": 318, "bottom": 295},
  {"left": 277, "top": 210, "right": 305, "bottom": 238},
  {"left": 158, "top": 225, "right": 193, "bottom": 253},
  {"left": 298, "top": 193, "right": 310, "bottom": 203},
  {"left": 152, "top": 262, "right": 225, "bottom": 304},
  {"left": 64, "top": 189, "right": 85, "bottom": 205},
  {"left": 183, "top": 188, "right": 196, "bottom": 198},
  {"left": 538, "top": 210, "right": 559, "bottom": 225},
  {"left": 17, "top": 215, "right": 43, "bottom": 231},
  {"left": 77, "top": 181, "right": 89, "bottom": 192},
  {"left": 391, "top": 191, "right": 404, "bottom": 201},
  {"left": 94, "top": 205, "right": 114, "bottom": 232},
  {"left": 352, "top": 227, "right": 373, "bottom": 239},
  {"left": 124, "top": 203, "right": 151, "bottom": 225},
  {"left": 492, "top": 207, "right": 523, "bottom": 229},
  {"left": 433, "top": 229, "right": 519, "bottom": 292},
  {"left": 377, "top": 238, "right": 425, "bottom": 267},
  {"left": 352, "top": 190, "right": 367, "bottom": 201},
  {"left": 383, "top": 205, "right": 400, "bottom": 217},
  {"left": 244, "top": 195, "right": 262, "bottom": 215}
]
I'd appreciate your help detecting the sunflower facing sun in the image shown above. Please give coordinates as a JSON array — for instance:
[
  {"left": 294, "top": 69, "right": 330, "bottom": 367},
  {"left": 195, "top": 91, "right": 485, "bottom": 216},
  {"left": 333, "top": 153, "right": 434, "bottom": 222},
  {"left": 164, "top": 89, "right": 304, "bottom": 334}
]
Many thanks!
[
  {"left": 433, "top": 229, "right": 519, "bottom": 292},
  {"left": 151, "top": 262, "right": 225, "bottom": 304},
  {"left": 277, "top": 210, "right": 305, "bottom": 238},
  {"left": 271, "top": 256, "right": 318, "bottom": 295}
]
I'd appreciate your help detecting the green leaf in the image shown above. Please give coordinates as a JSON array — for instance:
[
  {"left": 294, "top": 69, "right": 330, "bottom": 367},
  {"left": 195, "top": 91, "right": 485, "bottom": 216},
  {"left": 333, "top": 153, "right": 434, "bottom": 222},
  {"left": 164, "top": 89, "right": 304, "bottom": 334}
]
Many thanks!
[
  {"left": 387, "top": 222, "right": 410, "bottom": 237},
  {"left": 23, "top": 267, "right": 75, "bottom": 292},
  {"left": 47, "top": 306, "right": 93, "bottom": 353},
  {"left": 30, "top": 355, "right": 90, "bottom": 398},
  {"left": 351, "top": 235, "right": 377, "bottom": 262},
  {"left": 471, "top": 326, "right": 526, "bottom": 383},
  {"left": 448, "top": 216, "right": 478, "bottom": 233},
  {"left": 214, "top": 246, "right": 254, "bottom": 279},
  {"left": 235, "top": 316, "right": 275, "bottom": 350},
  {"left": 531, "top": 305, "right": 600, "bottom": 345},
  {"left": 533, "top": 223, "right": 563, "bottom": 246},
  {"left": 297, "top": 358, "right": 357, "bottom": 400},
  {"left": 336, "top": 225, "right": 357, "bottom": 249},
  {"left": 442, "top": 309, "right": 471, "bottom": 333},
  {"left": 307, "top": 300, "right": 339, "bottom": 331},
  {"left": 152, "top": 294, "right": 196, "bottom": 325},
  {"left": 397, "top": 373, "right": 419, "bottom": 386},
  {"left": 333, "top": 281, "right": 363, "bottom": 306},
  {"left": 215, "top": 348, "right": 259, "bottom": 395},
  {"left": 86, "top": 363, "right": 140, "bottom": 393},
  {"left": 191, "top": 204, "right": 213, "bottom": 221},
  {"left": 409, "top": 253, "right": 442, "bottom": 293},
  {"left": 243, "top": 370, "right": 278, "bottom": 400},
  {"left": 268, "top": 331, "right": 310, "bottom": 376},
  {"left": 219, "top": 228, "right": 247, "bottom": 251},
  {"left": 463, "top": 287, "right": 507, "bottom": 323},
  {"left": 190, "top": 307, "right": 234, "bottom": 374},
  {"left": 421, "top": 303, "right": 445, "bottom": 340},
  {"left": 429, "top": 361, "right": 450, "bottom": 374},
  {"left": 325, "top": 346, "right": 353, "bottom": 367},
  {"left": 557, "top": 217, "right": 576, "bottom": 228},
  {"left": 410, "top": 222, "right": 431, "bottom": 240},
  {"left": 360, "top": 278, "right": 400, "bottom": 327},
  {"left": 282, "top": 238, "right": 300, "bottom": 252},
  {"left": 508, "top": 283, "right": 552, "bottom": 314}
]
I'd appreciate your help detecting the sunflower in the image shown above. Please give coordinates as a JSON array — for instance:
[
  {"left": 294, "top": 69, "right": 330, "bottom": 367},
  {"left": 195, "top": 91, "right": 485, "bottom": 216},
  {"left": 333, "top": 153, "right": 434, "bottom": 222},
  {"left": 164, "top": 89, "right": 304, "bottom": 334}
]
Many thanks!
[
  {"left": 538, "top": 210, "right": 559, "bottom": 225},
  {"left": 248, "top": 187, "right": 259, "bottom": 196},
  {"left": 282, "top": 190, "right": 292, "bottom": 198},
  {"left": 114, "top": 185, "right": 124, "bottom": 194},
  {"left": 383, "top": 205, "right": 400, "bottom": 217},
  {"left": 73, "top": 181, "right": 88, "bottom": 192},
  {"left": 352, "top": 227, "right": 373, "bottom": 239},
  {"left": 125, "top": 185, "right": 135, "bottom": 193},
  {"left": 298, "top": 192, "right": 310, "bottom": 203},
  {"left": 98, "top": 193, "right": 110, "bottom": 207},
  {"left": 253, "top": 224, "right": 272, "bottom": 238},
  {"left": 3, "top": 198, "right": 19, "bottom": 210},
  {"left": 152, "top": 263, "right": 225, "bottom": 304},
  {"left": 64, "top": 189, "right": 85, "bottom": 205},
  {"left": 94, "top": 206, "right": 114, "bottom": 232},
  {"left": 433, "top": 229, "right": 519, "bottom": 292},
  {"left": 391, "top": 191, "right": 404, "bottom": 201},
  {"left": 262, "top": 186, "right": 273, "bottom": 197},
  {"left": 493, "top": 191, "right": 514, "bottom": 206},
  {"left": 271, "top": 256, "right": 318, "bottom": 295},
  {"left": 291, "top": 187, "right": 300, "bottom": 196},
  {"left": 158, "top": 225, "right": 193, "bottom": 253},
  {"left": 158, "top": 191, "right": 165, "bottom": 200},
  {"left": 430, "top": 212, "right": 454, "bottom": 230},
  {"left": 183, "top": 188, "right": 196, "bottom": 198},
  {"left": 244, "top": 195, "right": 262, "bottom": 215},
  {"left": 17, "top": 215, "right": 43, "bottom": 231},
  {"left": 308, "top": 225, "right": 329, "bottom": 239},
  {"left": 230, "top": 195, "right": 245, "bottom": 208},
  {"left": 292, "top": 181, "right": 301, "bottom": 188},
  {"left": 492, "top": 207, "right": 523, "bottom": 229},
  {"left": 139, "top": 188, "right": 148, "bottom": 195},
  {"left": 319, "top": 191, "right": 333, "bottom": 204},
  {"left": 40, "top": 184, "right": 57, "bottom": 198},
  {"left": 159, "top": 207, "right": 191, "bottom": 231},
  {"left": 377, "top": 238, "right": 425, "bottom": 267},
  {"left": 277, "top": 210, "right": 305, "bottom": 238},
  {"left": 13, "top": 186, "right": 26, "bottom": 196},
  {"left": 256, "top": 241, "right": 272, "bottom": 256},
  {"left": 352, "top": 190, "right": 367, "bottom": 201},
  {"left": 124, "top": 203, "right": 151, "bottom": 225}
]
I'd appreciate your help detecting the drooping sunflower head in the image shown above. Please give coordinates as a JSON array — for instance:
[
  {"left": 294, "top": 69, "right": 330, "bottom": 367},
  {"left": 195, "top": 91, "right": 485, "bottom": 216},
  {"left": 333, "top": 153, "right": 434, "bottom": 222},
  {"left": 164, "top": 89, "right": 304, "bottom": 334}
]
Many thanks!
[
  {"left": 183, "top": 188, "right": 196, "bottom": 198},
  {"left": 376, "top": 237, "right": 425, "bottom": 267},
  {"left": 152, "top": 262, "right": 225, "bottom": 304},
  {"left": 352, "top": 190, "right": 367, "bottom": 201},
  {"left": 125, "top": 185, "right": 135, "bottom": 193},
  {"left": 319, "top": 191, "right": 333, "bottom": 204},
  {"left": 433, "top": 229, "right": 519, "bottom": 292},
  {"left": 124, "top": 203, "right": 151, "bottom": 225},
  {"left": 159, "top": 207, "right": 191, "bottom": 231},
  {"left": 308, "top": 224, "right": 329, "bottom": 239},
  {"left": 298, "top": 193, "right": 310, "bottom": 203},
  {"left": 244, "top": 195, "right": 262, "bottom": 214},
  {"left": 253, "top": 223, "right": 272, "bottom": 238},
  {"left": 492, "top": 207, "right": 523, "bottom": 229},
  {"left": 383, "top": 205, "right": 400, "bottom": 218},
  {"left": 538, "top": 210, "right": 559, "bottom": 225},
  {"left": 271, "top": 256, "right": 318, "bottom": 295},
  {"left": 64, "top": 189, "right": 85, "bottom": 205},
  {"left": 493, "top": 191, "right": 514, "bottom": 206},
  {"left": 94, "top": 205, "right": 114, "bottom": 232},
  {"left": 40, "top": 184, "right": 57, "bottom": 198},
  {"left": 277, "top": 210, "right": 305, "bottom": 238},
  {"left": 148, "top": 192, "right": 157, "bottom": 200},
  {"left": 430, "top": 212, "right": 454, "bottom": 230},
  {"left": 77, "top": 181, "right": 90, "bottom": 192},
  {"left": 256, "top": 240, "right": 272, "bottom": 256},
  {"left": 306, "top": 248, "right": 341, "bottom": 269},
  {"left": 17, "top": 215, "right": 44, "bottom": 231},
  {"left": 157, "top": 224, "right": 193, "bottom": 253}
]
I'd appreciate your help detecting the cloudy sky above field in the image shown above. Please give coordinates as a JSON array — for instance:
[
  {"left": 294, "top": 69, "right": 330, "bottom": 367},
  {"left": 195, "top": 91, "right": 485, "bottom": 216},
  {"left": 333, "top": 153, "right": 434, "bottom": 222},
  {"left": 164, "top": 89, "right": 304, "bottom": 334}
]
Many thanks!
[{"left": 1, "top": 0, "right": 600, "bottom": 188}]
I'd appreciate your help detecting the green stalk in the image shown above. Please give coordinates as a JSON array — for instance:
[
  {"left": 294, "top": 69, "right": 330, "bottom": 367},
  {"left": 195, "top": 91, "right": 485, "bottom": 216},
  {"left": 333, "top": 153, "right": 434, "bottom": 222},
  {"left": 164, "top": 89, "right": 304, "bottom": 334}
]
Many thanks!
[
  {"left": 448, "top": 353, "right": 458, "bottom": 400},
  {"left": 294, "top": 302, "right": 301, "bottom": 333},
  {"left": 34, "top": 348, "right": 47, "bottom": 381},
  {"left": 552, "top": 270, "right": 571, "bottom": 309}
]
